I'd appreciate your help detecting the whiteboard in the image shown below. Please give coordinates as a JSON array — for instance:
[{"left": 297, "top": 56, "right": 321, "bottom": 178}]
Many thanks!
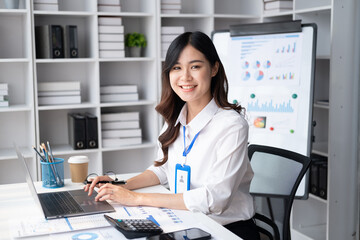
[{"left": 212, "top": 23, "right": 316, "bottom": 198}]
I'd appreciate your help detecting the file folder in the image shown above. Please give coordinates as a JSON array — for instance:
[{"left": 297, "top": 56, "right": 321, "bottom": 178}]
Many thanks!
[
  {"left": 68, "top": 113, "right": 86, "bottom": 150},
  {"left": 310, "top": 161, "right": 320, "bottom": 195},
  {"left": 318, "top": 162, "right": 328, "bottom": 200},
  {"left": 35, "top": 25, "right": 64, "bottom": 58},
  {"left": 309, "top": 154, "right": 327, "bottom": 198},
  {"left": 85, "top": 112, "right": 98, "bottom": 149},
  {"left": 64, "top": 25, "right": 78, "bottom": 58}
]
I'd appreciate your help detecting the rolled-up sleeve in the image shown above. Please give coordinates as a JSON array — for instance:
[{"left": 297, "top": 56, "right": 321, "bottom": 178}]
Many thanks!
[
  {"left": 147, "top": 124, "right": 170, "bottom": 185},
  {"left": 147, "top": 145, "right": 169, "bottom": 185}
]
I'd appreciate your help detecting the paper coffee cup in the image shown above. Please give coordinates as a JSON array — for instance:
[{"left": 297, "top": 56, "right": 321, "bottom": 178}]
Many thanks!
[{"left": 68, "top": 156, "right": 89, "bottom": 183}]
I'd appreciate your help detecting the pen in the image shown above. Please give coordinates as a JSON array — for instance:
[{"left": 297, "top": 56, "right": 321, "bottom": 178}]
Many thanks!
[
  {"left": 47, "top": 141, "right": 63, "bottom": 186},
  {"left": 32, "top": 146, "right": 46, "bottom": 162},
  {"left": 47, "top": 141, "right": 55, "bottom": 162},
  {"left": 41, "top": 143, "right": 50, "bottom": 162},
  {"left": 84, "top": 180, "right": 127, "bottom": 185}
]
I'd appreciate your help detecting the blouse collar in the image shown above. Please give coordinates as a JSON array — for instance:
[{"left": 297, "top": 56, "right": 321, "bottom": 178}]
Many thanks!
[{"left": 175, "top": 98, "right": 219, "bottom": 133}]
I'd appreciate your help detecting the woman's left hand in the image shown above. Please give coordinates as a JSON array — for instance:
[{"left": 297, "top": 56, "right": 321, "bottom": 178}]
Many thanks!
[{"left": 95, "top": 183, "right": 139, "bottom": 206}]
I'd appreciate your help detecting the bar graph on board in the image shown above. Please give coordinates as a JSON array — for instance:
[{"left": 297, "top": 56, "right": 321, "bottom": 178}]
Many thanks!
[{"left": 247, "top": 99, "right": 294, "bottom": 113}]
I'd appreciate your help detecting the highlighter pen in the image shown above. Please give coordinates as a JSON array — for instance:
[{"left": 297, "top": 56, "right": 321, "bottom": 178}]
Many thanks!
[{"left": 84, "top": 180, "right": 127, "bottom": 185}]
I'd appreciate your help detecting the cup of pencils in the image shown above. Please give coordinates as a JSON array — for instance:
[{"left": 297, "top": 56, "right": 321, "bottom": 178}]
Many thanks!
[{"left": 34, "top": 142, "right": 64, "bottom": 188}]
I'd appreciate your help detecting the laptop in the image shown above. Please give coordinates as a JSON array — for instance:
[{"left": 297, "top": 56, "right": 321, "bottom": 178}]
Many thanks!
[{"left": 15, "top": 144, "right": 115, "bottom": 219}]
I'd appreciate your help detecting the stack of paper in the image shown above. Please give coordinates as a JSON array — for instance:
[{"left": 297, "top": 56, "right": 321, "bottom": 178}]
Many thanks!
[
  {"left": 161, "top": 0, "right": 181, "bottom": 14},
  {"left": 101, "top": 112, "right": 142, "bottom": 147},
  {"left": 33, "top": 0, "right": 59, "bottom": 11},
  {"left": 161, "top": 26, "right": 185, "bottom": 58},
  {"left": 37, "top": 81, "right": 81, "bottom": 105},
  {"left": 100, "top": 84, "right": 138, "bottom": 102},
  {"left": 0, "top": 83, "right": 9, "bottom": 107},
  {"left": 263, "top": 0, "right": 293, "bottom": 14},
  {"left": 98, "top": 16, "right": 125, "bottom": 58},
  {"left": 98, "top": 0, "right": 121, "bottom": 12}
]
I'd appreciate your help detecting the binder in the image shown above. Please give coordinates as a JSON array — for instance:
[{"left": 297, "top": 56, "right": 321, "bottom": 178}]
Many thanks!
[
  {"left": 318, "top": 162, "right": 328, "bottom": 199},
  {"left": 68, "top": 113, "right": 86, "bottom": 150},
  {"left": 310, "top": 161, "right": 320, "bottom": 195},
  {"left": 85, "top": 113, "right": 98, "bottom": 149},
  {"left": 35, "top": 25, "right": 64, "bottom": 59},
  {"left": 63, "top": 25, "right": 79, "bottom": 58},
  {"left": 309, "top": 154, "right": 327, "bottom": 198}
]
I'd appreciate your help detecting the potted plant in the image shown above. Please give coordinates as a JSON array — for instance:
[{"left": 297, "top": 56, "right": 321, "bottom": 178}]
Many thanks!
[{"left": 125, "top": 32, "right": 147, "bottom": 57}]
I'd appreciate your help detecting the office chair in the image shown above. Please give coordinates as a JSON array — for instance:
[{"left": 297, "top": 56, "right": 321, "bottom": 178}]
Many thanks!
[{"left": 248, "top": 144, "right": 312, "bottom": 240}]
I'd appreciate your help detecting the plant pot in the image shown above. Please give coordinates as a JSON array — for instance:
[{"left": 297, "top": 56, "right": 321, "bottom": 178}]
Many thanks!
[{"left": 129, "top": 47, "right": 142, "bottom": 57}]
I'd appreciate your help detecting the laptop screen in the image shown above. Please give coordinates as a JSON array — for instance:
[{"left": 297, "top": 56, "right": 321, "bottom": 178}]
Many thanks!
[{"left": 14, "top": 144, "right": 45, "bottom": 217}]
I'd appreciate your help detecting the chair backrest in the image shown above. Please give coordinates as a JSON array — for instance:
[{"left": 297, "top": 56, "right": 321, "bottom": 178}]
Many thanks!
[
  {"left": 254, "top": 212, "right": 281, "bottom": 240},
  {"left": 248, "top": 144, "right": 312, "bottom": 240}
]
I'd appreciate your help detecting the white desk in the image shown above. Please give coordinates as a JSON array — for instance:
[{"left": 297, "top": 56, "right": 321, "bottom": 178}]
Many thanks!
[{"left": 0, "top": 174, "right": 240, "bottom": 240}]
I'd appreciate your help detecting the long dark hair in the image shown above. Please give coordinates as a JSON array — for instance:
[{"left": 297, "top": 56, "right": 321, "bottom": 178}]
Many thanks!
[{"left": 155, "top": 31, "right": 244, "bottom": 166}]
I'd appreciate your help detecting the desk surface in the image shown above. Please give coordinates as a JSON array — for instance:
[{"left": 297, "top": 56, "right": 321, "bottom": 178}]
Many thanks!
[{"left": 0, "top": 173, "right": 240, "bottom": 240}]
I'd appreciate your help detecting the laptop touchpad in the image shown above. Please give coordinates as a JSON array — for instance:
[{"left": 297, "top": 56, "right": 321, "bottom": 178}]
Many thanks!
[{"left": 70, "top": 190, "right": 114, "bottom": 211}]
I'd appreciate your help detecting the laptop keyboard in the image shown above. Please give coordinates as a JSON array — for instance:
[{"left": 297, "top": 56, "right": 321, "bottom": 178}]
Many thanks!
[{"left": 39, "top": 191, "right": 84, "bottom": 216}]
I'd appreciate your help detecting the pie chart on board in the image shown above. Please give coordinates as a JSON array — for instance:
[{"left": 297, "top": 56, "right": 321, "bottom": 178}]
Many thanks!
[
  {"left": 242, "top": 71, "right": 251, "bottom": 81},
  {"left": 254, "top": 70, "right": 264, "bottom": 81}
]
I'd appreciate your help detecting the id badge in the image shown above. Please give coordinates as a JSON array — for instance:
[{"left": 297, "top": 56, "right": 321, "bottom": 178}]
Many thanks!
[{"left": 175, "top": 163, "right": 190, "bottom": 193}]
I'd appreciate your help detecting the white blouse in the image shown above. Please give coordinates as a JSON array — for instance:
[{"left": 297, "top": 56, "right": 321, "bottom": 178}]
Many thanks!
[{"left": 148, "top": 98, "right": 255, "bottom": 225}]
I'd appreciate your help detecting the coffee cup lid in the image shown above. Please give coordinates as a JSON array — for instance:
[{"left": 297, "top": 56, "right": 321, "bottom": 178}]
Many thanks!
[{"left": 68, "top": 156, "right": 89, "bottom": 164}]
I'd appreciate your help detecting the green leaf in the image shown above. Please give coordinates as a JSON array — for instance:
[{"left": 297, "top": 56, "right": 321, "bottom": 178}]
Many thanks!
[{"left": 125, "top": 32, "right": 147, "bottom": 48}]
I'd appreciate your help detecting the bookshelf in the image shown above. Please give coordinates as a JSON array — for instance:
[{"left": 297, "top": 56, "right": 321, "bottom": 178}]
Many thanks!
[
  {"left": 32, "top": 0, "right": 159, "bottom": 180},
  {"left": 0, "top": 0, "right": 358, "bottom": 239},
  {"left": 0, "top": 0, "right": 36, "bottom": 183}
]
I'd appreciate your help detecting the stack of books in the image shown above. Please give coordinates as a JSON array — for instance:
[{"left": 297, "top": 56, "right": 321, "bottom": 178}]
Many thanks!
[
  {"left": 33, "top": 0, "right": 59, "bottom": 11},
  {"left": 38, "top": 81, "right": 81, "bottom": 105},
  {"left": 98, "top": 0, "right": 121, "bottom": 12},
  {"left": 161, "top": 0, "right": 181, "bottom": 14},
  {"left": 0, "top": 83, "right": 9, "bottom": 107},
  {"left": 98, "top": 16, "right": 125, "bottom": 58},
  {"left": 161, "top": 26, "right": 185, "bottom": 58},
  {"left": 100, "top": 84, "right": 138, "bottom": 102},
  {"left": 101, "top": 112, "right": 142, "bottom": 148},
  {"left": 263, "top": 0, "right": 293, "bottom": 14}
]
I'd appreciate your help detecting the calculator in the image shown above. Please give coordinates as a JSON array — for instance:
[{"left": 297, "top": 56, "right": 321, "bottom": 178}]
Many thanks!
[{"left": 104, "top": 214, "right": 163, "bottom": 239}]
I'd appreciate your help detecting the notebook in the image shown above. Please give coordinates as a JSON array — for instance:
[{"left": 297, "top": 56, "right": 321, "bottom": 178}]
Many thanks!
[{"left": 15, "top": 144, "right": 115, "bottom": 219}]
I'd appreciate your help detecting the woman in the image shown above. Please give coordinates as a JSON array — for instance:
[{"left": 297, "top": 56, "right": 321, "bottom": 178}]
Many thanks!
[{"left": 85, "top": 31, "right": 260, "bottom": 239}]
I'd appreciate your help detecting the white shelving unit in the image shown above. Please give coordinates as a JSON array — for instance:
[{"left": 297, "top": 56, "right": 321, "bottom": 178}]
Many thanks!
[
  {"left": 259, "top": 0, "right": 359, "bottom": 239},
  {"left": 0, "top": 0, "right": 36, "bottom": 183},
  {"left": 31, "top": 0, "right": 159, "bottom": 180},
  {"left": 260, "top": 1, "right": 333, "bottom": 239},
  {"left": 0, "top": 0, "right": 358, "bottom": 239}
]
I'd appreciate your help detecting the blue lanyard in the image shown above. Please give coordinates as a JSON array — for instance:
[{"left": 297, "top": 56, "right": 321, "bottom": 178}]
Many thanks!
[{"left": 183, "top": 126, "right": 200, "bottom": 157}]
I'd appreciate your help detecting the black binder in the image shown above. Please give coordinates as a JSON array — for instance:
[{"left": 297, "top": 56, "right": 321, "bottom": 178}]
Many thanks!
[
  {"left": 310, "top": 161, "right": 320, "bottom": 195},
  {"left": 85, "top": 112, "right": 98, "bottom": 149},
  {"left": 68, "top": 113, "right": 86, "bottom": 150},
  {"left": 318, "top": 162, "right": 328, "bottom": 199},
  {"left": 35, "top": 25, "right": 64, "bottom": 59},
  {"left": 309, "top": 154, "right": 327, "bottom": 198},
  {"left": 64, "top": 25, "right": 79, "bottom": 58}
]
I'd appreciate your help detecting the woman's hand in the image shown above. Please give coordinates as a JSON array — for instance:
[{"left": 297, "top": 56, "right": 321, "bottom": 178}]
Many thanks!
[
  {"left": 84, "top": 175, "right": 113, "bottom": 196},
  {"left": 95, "top": 183, "right": 140, "bottom": 206}
]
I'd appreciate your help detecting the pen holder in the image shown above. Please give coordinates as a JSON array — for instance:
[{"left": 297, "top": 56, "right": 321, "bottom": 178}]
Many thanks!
[{"left": 41, "top": 158, "right": 65, "bottom": 188}]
